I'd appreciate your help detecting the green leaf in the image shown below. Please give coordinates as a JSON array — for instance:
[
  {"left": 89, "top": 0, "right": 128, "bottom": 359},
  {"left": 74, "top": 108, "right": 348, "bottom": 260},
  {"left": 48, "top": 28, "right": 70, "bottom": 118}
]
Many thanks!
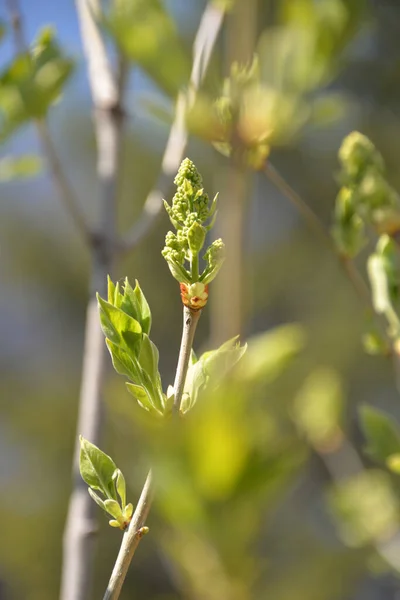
[
  {"left": 104, "top": 499, "right": 123, "bottom": 520},
  {"left": 104, "top": 0, "right": 190, "bottom": 97},
  {"left": 202, "top": 336, "right": 247, "bottom": 381},
  {"left": 105, "top": 339, "right": 141, "bottom": 382},
  {"left": 124, "top": 503, "right": 133, "bottom": 520},
  {"left": 112, "top": 278, "right": 152, "bottom": 335},
  {"left": 237, "top": 324, "right": 305, "bottom": 383},
  {"left": 0, "top": 155, "right": 43, "bottom": 181},
  {"left": 107, "top": 275, "right": 116, "bottom": 304},
  {"left": 138, "top": 334, "right": 159, "bottom": 381},
  {"left": 79, "top": 436, "right": 117, "bottom": 500},
  {"left": 88, "top": 488, "right": 106, "bottom": 510},
  {"left": 126, "top": 382, "right": 162, "bottom": 416},
  {"left": 133, "top": 279, "right": 152, "bottom": 334},
  {"left": 97, "top": 294, "right": 142, "bottom": 355},
  {"left": 113, "top": 469, "right": 126, "bottom": 508},
  {"left": 183, "top": 360, "right": 208, "bottom": 414},
  {"left": 0, "top": 27, "right": 74, "bottom": 142},
  {"left": 293, "top": 368, "right": 343, "bottom": 447},
  {"left": 360, "top": 405, "right": 400, "bottom": 464}
]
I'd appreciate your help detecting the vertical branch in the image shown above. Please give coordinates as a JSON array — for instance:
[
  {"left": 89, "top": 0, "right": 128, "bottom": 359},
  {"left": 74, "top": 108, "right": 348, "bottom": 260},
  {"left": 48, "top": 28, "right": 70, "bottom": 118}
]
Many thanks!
[
  {"left": 210, "top": 0, "right": 258, "bottom": 345},
  {"left": 173, "top": 307, "right": 202, "bottom": 413},
  {"left": 210, "top": 162, "right": 250, "bottom": 344},
  {"left": 60, "top": 1, "right": 125, "bottom": 599}
]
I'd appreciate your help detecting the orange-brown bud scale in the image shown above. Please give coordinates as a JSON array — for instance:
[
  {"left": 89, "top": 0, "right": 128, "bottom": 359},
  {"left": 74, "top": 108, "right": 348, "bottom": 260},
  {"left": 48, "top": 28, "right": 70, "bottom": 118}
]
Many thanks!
[{"left": 180, "top": 282, "right": 209, "bottom": 310}]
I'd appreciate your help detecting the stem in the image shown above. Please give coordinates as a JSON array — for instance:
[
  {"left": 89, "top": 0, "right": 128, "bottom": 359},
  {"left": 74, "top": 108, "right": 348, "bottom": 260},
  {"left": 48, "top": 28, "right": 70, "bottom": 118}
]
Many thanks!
[
  {"left": 263, "top": 161, "right": 330, "bottom": 249},
  {"left": 36, "top": 119, "right": 92, "bottom": 244},
  {"left": 103, "top": 306, "right": 201, "bottom": 598},
  {"left": 191, "top": 253, "right": 199, "bottom": 281},
  {"left": 60, "top": 1, "right": 125, "bottom": 598},
  {"left": 121, "top": 2, "right": 226, "bottom": 252},
  {"left": 263, "top": 160, "right": 375, "bottom": 311},
  {"left": 103, "top": 471, "right": 154, "bottom": 600},
  {"left": 173, "top": 307, "right": 202, "bottom": 413}
]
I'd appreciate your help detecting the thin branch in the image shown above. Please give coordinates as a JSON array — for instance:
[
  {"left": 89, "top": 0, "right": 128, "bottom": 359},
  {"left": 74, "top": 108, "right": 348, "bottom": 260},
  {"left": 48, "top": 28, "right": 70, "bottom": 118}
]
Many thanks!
[
  {"left": 6, "top": 0, "right": 92, "bottom": 245},
  {"left": 103, "top": 305, "right": 201, "bottom": 598},
  {"left": 173, "top": 307, "right": 202, "bottom": 412},
  {"left": 60, "top": 1, "right": 126, "bottom": 599},
  {"left": 263, "top": 161, "right": 374, "bottom": 310},
  {"left": 36, "top": 120, "right": 93, "bottom": 243},
  {"left": 120, "top": 2, "right": 226, "bottom": 253},
  {"left": 103, "top": 470, "right": 154, "bottom": 600}
]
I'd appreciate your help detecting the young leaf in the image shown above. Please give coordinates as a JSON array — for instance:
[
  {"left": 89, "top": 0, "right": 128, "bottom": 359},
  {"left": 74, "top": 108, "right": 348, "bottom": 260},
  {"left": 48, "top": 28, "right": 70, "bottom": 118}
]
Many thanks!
[
  {"left": 360, "top": 405, "right": 400, "bottom": 464},
  {"left": 105, "top": 339, "right": 142, "bottom": 382},
  {"left": 124, "top": 503, "right": 133, "bottom": 520},
  {"left": 113, "top": 469, "right": 127, "bottom": 508},
  {"left": 79, "top": 436, "right": 117, "bottom": 500},
  {"left": 138, "top": 334, "right": 159, "bottom": 382},
  {"left": 126, "top": 382, "right": 162, "bottom": 416},
  {"left": 88, "top": 488, "right": 106, "bottom": 511},
  {"left": 104, "top": 499, "right": 123, "bottom": 520},
  {"left": 132, "top": 279, "right": 152, "bottom": 335},
  {"left": 107, "top": 275, "right": 116, "bottom": 304},
  {"left": 202, "top": 336, "right": 247, "bottom": 382},
  {"left": 97, "top": 295, "right": 142, "bottom": 355}
]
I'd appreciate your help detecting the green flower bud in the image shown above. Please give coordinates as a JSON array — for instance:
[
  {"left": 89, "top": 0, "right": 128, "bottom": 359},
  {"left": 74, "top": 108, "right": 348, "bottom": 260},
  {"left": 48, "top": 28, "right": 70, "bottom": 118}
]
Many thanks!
[
  {"left": 338, "top": 131, "right": 384, "bottom": 182},
  {"left": 174, "top": 157, "right": 202, "bottom": 191},
  {"left": 201, "top": 239, "right": 226, "bottom": 284},
  {"left": 332, "top": 187, "right": 365, "bottom": 257},
  {"left": 358, "top": 172, "right": 397, "bottom": 213},
  {"left": 163, "top": 158, "right": 223, "bottom": 290}
]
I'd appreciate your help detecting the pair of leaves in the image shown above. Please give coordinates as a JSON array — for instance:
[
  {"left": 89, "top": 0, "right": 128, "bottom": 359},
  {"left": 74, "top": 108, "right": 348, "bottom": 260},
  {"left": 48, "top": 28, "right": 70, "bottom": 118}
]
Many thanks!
[
  {"left": 98, "top": 277, "right": 165, "bottom": 417},
  {"left": 79, "top": 437, "right": 133, "bottom": 529}
]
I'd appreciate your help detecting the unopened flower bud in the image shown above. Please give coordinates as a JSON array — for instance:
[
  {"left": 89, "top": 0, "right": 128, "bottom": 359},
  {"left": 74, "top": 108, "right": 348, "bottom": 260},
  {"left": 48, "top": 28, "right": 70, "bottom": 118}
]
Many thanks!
[
  {"left": 339, "top": 131, "right": 384, "bottom": 181},
  {"left": 180, "top": 281, "right": 209, "bottom": 310}
]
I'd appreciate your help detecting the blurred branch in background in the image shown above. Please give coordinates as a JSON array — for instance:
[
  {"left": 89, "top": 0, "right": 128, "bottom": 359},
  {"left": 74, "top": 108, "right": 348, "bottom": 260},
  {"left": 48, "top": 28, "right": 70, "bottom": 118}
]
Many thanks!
[
  {"left": 61, "top": 1, "right": 226, "bottom": 598},
  {"left": 263, "top": 160, "right": 374, "bottom": 310},
  {"left": 210, "top": 0, "right": 258, "bottom": 345},
  {"left": 5, "top": 0, "right": 91, "bottom": 244},
  {"left": 60, "top": 0, "right": 124, "bottom": 598},
  {"left": 121, "top": 1, "right": 226, "bottom": 253}
]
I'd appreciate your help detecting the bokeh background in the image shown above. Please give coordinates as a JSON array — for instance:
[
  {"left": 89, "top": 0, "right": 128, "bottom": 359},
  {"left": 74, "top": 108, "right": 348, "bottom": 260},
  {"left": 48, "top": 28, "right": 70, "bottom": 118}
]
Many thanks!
[{"left": 2, "top": 0, "right": 400, "bottom": 599}]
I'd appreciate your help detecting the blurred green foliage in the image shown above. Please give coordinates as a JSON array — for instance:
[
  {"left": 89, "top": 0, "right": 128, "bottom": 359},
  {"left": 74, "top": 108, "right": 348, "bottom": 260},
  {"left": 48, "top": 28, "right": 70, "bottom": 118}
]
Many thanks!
[{"left": 4, "top": 1, "right": 400, "bottom": 600}]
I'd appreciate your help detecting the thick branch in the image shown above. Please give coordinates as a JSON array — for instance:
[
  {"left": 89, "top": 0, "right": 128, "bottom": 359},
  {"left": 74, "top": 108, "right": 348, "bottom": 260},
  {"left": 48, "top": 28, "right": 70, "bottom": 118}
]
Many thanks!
[
  {"left": 61, "top": 1, "right": 125, "bottom": 599},
  {"left": 121, "top": 2, "right": 225, "bottom": 252}
]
